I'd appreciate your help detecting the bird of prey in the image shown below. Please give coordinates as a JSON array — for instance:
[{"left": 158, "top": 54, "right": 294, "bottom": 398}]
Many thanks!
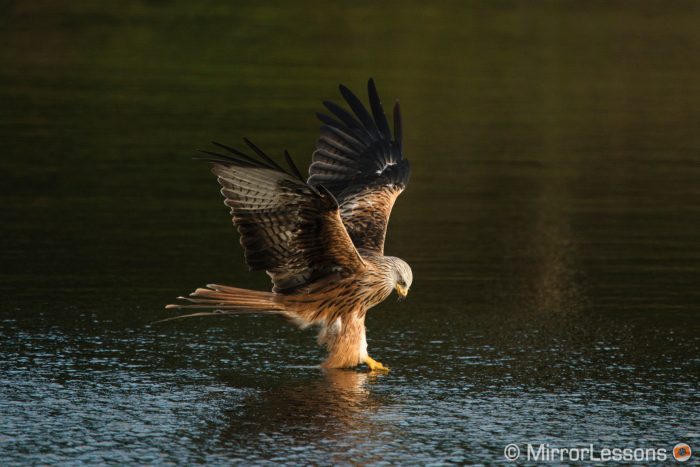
[{"left": 166, "top": 79, "right": 412, "bottom": 371}]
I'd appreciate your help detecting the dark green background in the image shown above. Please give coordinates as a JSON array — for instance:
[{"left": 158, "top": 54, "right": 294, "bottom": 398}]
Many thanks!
[{"left": 1, "top": 1, "right": 698, "bottom": 464}]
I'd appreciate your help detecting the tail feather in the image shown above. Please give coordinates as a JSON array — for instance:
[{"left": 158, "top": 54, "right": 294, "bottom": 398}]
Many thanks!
[{"left": 161, "top": 284, "right": 288, "bottom": 322}]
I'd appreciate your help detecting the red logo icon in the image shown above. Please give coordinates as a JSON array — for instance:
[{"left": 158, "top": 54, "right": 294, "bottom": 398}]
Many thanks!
[{"left": 673, "top": 443, "right": 691, "bottom": 462}]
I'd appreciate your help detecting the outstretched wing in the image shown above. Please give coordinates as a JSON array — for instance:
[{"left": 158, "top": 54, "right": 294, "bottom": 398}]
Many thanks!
[
  {"left": 200, "top": 139, "right": 365, "bottom": 294},
  {"left": 308, "top": 78, "right": 410, "bottom": 255}
]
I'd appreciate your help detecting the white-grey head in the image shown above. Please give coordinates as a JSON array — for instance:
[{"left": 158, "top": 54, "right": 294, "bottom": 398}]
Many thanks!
[{"left": 387, "top": 256, "right": 413, "bottom": 299}]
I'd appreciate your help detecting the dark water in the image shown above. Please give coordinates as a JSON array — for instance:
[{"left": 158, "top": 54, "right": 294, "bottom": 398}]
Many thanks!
[{"left": 2, "top": 1, "right": 699, "bottom": 465}]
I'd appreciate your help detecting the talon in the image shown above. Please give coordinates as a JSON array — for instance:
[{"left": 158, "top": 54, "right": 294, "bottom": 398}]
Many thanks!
[{"left": 364, "top": 355, "right": 390, "bottom": 372}]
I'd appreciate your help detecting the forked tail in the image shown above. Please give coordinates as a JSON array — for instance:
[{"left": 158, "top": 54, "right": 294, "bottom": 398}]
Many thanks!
[{"left": 160, "top": 284, "right": 288, "bottom": 322}]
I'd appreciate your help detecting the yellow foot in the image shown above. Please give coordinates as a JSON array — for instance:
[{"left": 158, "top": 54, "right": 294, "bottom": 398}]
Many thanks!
[{"left": 364, "top": 355, "right": 390, "bottom": 372}]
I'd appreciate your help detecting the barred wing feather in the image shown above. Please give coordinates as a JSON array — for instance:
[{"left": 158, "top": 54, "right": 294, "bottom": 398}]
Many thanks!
[
  {"left": 201, "top": 139, "right": 365, "bottom": 294},
  {"left": 309, "top": 79, "right": 410, "bottom": 254}
]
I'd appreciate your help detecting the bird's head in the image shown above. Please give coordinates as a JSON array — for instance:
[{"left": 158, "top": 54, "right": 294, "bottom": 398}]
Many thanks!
[{"left": 389, "top": 257, "right": 413, "bottom": 300}]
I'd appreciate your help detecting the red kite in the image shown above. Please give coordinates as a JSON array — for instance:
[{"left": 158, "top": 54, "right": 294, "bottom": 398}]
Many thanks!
[{"left": 166, "top": 79, "right": 412, "bottom": 371}]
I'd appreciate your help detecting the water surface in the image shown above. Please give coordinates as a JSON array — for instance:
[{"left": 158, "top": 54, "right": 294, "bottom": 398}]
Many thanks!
[{"left": 1, "top": 1, "right": 699, "bottom": 464}]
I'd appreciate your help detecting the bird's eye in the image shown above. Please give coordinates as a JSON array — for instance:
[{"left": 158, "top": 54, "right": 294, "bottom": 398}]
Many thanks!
[{"left": 398, "top": 279, "right": 406, "bottom": 287}]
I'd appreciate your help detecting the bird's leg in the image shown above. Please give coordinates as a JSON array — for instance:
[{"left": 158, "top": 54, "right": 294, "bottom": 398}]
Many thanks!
[{"left": 364, "top": 355, "right": 390, "bottom": 372}]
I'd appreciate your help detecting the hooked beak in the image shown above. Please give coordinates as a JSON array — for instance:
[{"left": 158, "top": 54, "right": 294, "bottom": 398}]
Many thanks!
[{"left": 395, "top": 284, "right": 409, "bottom": 300}]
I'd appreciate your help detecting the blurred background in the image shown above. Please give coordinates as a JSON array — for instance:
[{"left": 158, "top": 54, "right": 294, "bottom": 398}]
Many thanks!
[{"left": 1, "top": 1, "right": 699, "bottom": 464}]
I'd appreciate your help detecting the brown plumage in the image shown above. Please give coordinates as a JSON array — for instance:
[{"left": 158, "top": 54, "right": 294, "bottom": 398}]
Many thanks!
[{"left": 165, "top": 79, "right": 412, "bottom": 371}]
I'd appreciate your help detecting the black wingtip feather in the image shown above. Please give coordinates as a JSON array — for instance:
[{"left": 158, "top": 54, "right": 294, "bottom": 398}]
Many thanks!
[
  {"left": 316, "top": 112, "right": 344, "bottom": 129},
  {"left": 323, "top": 100, "right": 363, "bottom": 131},
  {"left": 200, "top": 140, "right": 304, "bottom": 178},
  {"left": 339, "top": 83, "right": 378, "bottom": 134},
  {"left": 242, "top": 138, "right": 286, "bottom": 172},
  {"left": 284, "top": 150, "right": 305, "bottom": 181},
  {"left": 367, "top": 78, "right": 391, "bottom": 137},
  {"left": 211, "top": 141, "right": 264, "bottom": 167},
  {"left": 196, "top": 149, "right": 257, "bottom": 167}
]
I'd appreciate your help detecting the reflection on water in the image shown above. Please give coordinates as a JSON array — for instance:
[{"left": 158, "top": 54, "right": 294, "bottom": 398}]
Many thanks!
[
  {"left": 1, "top": 1, "right": 699, "bottom": 464},
  {"left": 216, "top": 371, "right": 386, "bottom": 462},
  {"left": 225, "top": 370, "right": 374, "bottom": 433}
]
